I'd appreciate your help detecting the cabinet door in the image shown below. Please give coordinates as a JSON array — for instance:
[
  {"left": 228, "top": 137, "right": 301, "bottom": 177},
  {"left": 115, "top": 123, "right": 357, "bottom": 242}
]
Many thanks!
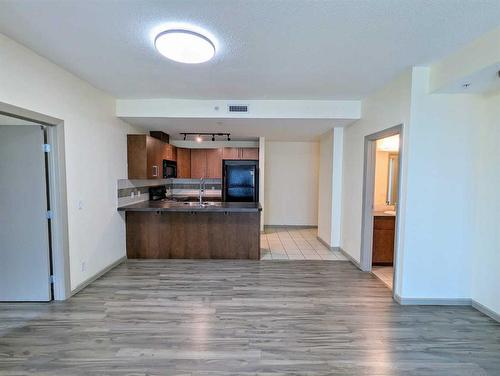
[
  {"left": 127, "top": 135, "right": 148, "bottom": 179},
  {"left": 206, "top": 148, "right": 222, "bottom": 178},
  {"left": 241, "top": 148, "right": 259, "bottom": 160},
  {"left": 372, "top": 217, "right": 395, "bottom": 265},
  {"left": 190, "top": 149, "right": 207, "bottom": 179},
  {"left": 163, "top": 144, "right": 177, "bottom": 161},
  {"left": 146, "top": 136, "right": 163, "bottom": 179},
  {"left": 222, "top": 147, "right": 240, "bottom": 160},
  {"left": 176, "top": 148, "right": 191, "bottom": 178}
]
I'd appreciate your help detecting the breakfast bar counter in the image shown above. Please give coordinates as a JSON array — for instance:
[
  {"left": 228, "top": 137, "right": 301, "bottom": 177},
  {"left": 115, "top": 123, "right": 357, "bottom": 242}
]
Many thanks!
[{"left": 118, "top": 201, "right": 261, "bottom": 260}]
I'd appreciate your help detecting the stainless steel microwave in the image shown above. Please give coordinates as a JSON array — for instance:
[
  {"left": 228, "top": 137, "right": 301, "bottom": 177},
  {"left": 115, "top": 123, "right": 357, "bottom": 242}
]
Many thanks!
[{"left": 163, "top": 160, "right": 177, "bottom": 178}]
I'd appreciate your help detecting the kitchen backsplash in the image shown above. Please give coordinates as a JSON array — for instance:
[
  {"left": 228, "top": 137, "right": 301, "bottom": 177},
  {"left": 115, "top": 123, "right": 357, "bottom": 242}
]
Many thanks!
[{"left": 117, "top": 178, "right": 222, "bottom": 206}]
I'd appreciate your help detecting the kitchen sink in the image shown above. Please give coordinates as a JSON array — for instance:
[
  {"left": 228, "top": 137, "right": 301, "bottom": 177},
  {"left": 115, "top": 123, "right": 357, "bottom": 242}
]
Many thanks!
[{"left": 180, "top": 201, "right": 221, "bottom": 207}]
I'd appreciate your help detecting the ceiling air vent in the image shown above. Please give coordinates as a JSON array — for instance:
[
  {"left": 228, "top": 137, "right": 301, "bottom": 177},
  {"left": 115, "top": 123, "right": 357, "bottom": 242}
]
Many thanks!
[{"left": 228, "top": 104, "right": 248, "bottom": 113}]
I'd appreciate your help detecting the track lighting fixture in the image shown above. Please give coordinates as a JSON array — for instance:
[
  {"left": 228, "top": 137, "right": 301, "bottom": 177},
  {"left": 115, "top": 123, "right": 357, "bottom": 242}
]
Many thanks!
[{"left": 180, "top": 132, "right": 231, "bottom": 142}]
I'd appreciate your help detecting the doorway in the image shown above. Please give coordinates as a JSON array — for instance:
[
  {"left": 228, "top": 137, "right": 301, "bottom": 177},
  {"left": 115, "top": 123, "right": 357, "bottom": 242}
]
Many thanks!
[
  {"left": 0, "top": 103, "right": 70, "bottom": 301},
  {"left": 360, "top": 125, "right": 403, "bottom": 295}
]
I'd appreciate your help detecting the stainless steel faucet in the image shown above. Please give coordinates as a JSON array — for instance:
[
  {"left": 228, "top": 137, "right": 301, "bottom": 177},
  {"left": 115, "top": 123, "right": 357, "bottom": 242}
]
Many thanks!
[{"left": 199, "top": 178, "right": 205, "bottom": 205}]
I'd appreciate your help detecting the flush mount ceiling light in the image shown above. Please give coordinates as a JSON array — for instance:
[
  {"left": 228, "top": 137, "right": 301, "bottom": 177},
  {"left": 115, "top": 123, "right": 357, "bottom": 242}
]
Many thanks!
[{"left": 154, "top": 29, "right": 215, "bottom": 64}]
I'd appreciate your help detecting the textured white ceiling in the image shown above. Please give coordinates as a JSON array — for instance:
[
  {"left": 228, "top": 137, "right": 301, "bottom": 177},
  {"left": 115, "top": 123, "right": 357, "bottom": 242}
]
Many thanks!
[{"left": 0, "top": 0, "right": 499, "bottom": 100}]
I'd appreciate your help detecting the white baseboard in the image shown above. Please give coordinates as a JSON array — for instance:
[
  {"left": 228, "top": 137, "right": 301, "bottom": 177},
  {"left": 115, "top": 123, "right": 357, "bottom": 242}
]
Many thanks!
[
  {"left": 394, "top": 294, "right": 472, "bottom": 306},
  {"left": 337, "top": 247, "right": 362, "bottom": 270},
  {"left": 71, "top": 256, "right": 127, "bottom": 296},
  {"left": 472, "top": 300, "right": 500, "bottom": 323}
]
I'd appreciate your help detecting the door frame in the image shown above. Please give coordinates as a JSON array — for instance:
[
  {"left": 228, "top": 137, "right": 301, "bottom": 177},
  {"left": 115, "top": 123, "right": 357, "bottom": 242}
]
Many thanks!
[
  {"left": 360, "top": 124, "right": 403, "bottom": 297},
  {"left": 0, "top": 102, "right": 71, "bottom": 300}
]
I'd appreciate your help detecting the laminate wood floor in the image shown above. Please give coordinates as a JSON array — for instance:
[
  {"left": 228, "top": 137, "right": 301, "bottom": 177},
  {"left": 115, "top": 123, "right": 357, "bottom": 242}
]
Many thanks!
[{"left": 1, "top": 260, "right": 499, "bottom": 375}]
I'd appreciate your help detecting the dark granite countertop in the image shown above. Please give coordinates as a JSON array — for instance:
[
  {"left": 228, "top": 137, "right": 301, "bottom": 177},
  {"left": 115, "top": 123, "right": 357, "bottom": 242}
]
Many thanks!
[{"left": 118, "top": 200, "right": 262, "bottom": 213}]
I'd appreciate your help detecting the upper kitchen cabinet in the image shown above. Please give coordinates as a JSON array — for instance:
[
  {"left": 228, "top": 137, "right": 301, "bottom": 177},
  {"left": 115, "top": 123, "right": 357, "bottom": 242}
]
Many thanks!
[
  {"left": 127, "top": 134, "right": 164, "bottom": 179},
  {"left": 163, "top": 144, "right": 177, "bottom": 161},
  {"left": 190, "top": 148, "right": 223, "bottom": 178},
  {"left": 190, "top": 149, "right": 207, "bottom": 179},
  {"left": 222, "top": 147, "right": 240, "bottom": 160},
  {"left": 222, "top": 147, "right": 259, "bottom": 160},
  {"left": 241, "top": 148, "right": 259, "bottom": 160},
  {"left": 206, "top": 148, "right": 223, "bottom": 178},
  {"left": 176, "top": 148, "right": 191, "bottom": 178}
]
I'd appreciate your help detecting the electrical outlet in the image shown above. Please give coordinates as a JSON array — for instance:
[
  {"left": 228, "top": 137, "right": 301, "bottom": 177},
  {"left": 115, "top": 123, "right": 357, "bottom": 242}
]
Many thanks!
[
  {"left": 77, "top": 200, "right": 83, "bottom": 210},
  {"left": 81, "top": 261, "right": 86, "bottom": 272}
]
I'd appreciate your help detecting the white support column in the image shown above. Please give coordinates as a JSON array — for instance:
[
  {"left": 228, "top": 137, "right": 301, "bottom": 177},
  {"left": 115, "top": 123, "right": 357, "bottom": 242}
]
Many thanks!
[
  {"left": 331, "top": 127, "right": 344, "bottom": 248},
  {"left": 259, "top": 136, "right": 265, "bottom": 232}
]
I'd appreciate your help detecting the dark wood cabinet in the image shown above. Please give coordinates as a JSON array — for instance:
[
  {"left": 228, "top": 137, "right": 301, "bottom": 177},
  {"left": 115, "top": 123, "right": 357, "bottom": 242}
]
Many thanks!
[
  {"left": 241, "top": 148, "right": 259, "bottom": 160},
  {"left": 372, "top": 216, "right": 395, "bottom": 265},
  {"left": 222, "top": 147, "right": 240, "bottom": 159},
  {"left": 206, "top": 148, "right": 222, "bottom": 178},
  {"left": 128, "top": 139, "right": 259, "bottom": 180},
  {"left": 126, "top": 211, "right": 260, "bottom": 259},
  {"left": 190, "top": 149, "right": 207, "bottom": 179},
  {"left": 127, "top": 135, "right": 164, "bottom": 179},
  {"left": 128, "top": 134, "right": 177, "bottom": 179},
  {"left": 176, "top": 148, "right": 191, "bottom": 178},
  {"left": 191, "top": 148, "right": 223, "bottom": 178},
  {"left": 222, "top": 147, "right": 259, "bottom": 160},
  {"left": 162, "top": 144, "right": 177, "bottom": 161}
]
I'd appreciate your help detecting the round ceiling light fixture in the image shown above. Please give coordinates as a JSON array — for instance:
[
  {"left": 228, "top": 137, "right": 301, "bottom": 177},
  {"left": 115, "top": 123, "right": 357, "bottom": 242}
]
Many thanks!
[{"left": 154, "top": 29, "right": 215, "bottom": 64}]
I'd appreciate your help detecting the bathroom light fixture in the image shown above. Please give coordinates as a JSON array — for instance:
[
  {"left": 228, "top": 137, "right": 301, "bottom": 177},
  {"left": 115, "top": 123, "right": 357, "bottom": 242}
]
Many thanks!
[
  {"left": 196, "top": 135, "right": 203, "bottom": 143},
  {"left": 212, "top": 135, "right": 215, "bottom": 141},
  {"left": 154, "top": 29, "right": 215, "bottom": 64},
  {"left": 377, "top": 135, "right": 399, "bottom": 152}
]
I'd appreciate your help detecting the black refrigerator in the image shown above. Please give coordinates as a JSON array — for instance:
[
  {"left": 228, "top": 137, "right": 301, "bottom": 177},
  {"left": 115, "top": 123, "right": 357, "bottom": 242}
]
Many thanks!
[{"left": 222, "top": 160, "right": 259, "bottom": 202}]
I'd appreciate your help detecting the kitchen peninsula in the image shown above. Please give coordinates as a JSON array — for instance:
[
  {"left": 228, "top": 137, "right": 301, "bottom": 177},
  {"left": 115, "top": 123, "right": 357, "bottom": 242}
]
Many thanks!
[
  {"left": 118, "top": 201, "right": 261, "bottom": 260},
  {"left": 120, "top": 132, "right": 261, "bottom": 260}
]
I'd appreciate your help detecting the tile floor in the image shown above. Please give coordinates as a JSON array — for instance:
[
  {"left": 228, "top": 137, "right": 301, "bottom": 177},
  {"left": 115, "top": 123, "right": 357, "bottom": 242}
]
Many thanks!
[
  {"left": 372, "top": 265, "right": 394, "bottom": 290},
  {"left": 260, "top": 226, "right": 348, "bottom": 261}
]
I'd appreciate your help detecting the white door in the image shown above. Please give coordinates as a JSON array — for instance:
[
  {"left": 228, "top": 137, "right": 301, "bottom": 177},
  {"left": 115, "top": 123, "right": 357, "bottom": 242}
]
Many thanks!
[{"left": 0, "top": 124, "right": 52, "bottom": 301}]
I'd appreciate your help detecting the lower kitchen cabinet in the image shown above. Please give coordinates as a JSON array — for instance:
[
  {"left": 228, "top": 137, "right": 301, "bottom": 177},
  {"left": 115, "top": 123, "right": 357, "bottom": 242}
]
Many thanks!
[
  {"left": 126, "top": 211, "right": 260, "bottom": 259},
  {"left": 372, "top": 216, "right": 395, "bottom": 265}
]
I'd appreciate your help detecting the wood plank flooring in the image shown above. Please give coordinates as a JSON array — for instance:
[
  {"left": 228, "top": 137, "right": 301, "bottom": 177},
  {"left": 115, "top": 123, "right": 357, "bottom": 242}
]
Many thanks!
[{"left": 1, "top": 260, "right": 499, "bottom": 375}]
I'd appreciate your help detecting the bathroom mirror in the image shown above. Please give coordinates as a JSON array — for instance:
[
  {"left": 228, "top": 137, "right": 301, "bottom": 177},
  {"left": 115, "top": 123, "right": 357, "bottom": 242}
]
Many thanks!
[{"left": 386, "top": 153, "right": 399, "bottom": 205}]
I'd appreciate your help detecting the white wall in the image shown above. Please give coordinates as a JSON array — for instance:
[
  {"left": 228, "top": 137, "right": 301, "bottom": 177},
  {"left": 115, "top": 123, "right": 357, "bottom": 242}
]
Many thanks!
[
  {"left": 264, "top": 141, "right": 319, "bottom": 225},
  {"left": 472, "top": 92, "right": 500, "bottom": 315},
  {"left": 341, "top": 70, "right": 412, "bottom": 271},
  {"left": 399, "top": 67, "right": 484, "bottom": 300},
  {"left": 0, "top": 33, "right": 140, "bottom": 291}
]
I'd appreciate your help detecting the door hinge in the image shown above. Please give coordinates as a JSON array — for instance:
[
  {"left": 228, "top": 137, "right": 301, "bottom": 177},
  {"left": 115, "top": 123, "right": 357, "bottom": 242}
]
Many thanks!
[
  {"left": 43, "top": 143, "right": 51, "bottom": 153},
  {"left": 46, "top": 210, "right": 53, "bottom": 219},
  {"left": 49, "top": 275, "right": 54, "bottom": 284}
]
